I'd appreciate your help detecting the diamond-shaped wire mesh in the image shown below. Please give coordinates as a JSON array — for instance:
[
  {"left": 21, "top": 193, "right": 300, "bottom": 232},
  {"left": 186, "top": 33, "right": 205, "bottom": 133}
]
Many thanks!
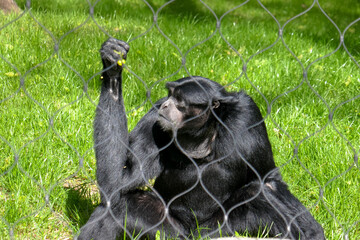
[{"left": 0, "top": 0, "right": 359, "bottom": 239}]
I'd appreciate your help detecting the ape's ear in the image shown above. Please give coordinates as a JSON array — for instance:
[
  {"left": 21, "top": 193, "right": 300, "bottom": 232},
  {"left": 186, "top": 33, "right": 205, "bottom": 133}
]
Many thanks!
[
  {"left": 165, "top": 82, "right": 178, "bottom": 95},
  {"left": 217, "top": 94, "right": 238, "bottom": 105}
]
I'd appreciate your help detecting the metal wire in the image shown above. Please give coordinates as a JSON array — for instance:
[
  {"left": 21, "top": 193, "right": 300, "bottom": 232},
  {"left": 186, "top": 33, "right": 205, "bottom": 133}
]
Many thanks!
[{"left": 0, "top": 0, "right": 359, "bottom": 239}]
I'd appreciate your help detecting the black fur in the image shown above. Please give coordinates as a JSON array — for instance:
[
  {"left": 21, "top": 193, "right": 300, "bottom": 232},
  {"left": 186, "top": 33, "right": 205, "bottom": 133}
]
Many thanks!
[{"left": 77, "top": 38, "right": 325, "bottom": 240}]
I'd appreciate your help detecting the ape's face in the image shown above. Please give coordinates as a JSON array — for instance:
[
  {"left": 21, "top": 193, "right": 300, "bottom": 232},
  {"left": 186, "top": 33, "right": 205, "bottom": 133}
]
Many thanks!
[
  {"left": 157, "top": 95, "right": 186, "bottom": 131},
  {"left": 157, "top": 81, "right": 217, "bottom": 133}
]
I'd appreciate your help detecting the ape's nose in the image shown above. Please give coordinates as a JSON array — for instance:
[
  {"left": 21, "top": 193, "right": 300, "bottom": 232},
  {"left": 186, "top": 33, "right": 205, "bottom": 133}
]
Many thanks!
[{"left": 160, "top": 101, "right": 169, "bottom": 110}]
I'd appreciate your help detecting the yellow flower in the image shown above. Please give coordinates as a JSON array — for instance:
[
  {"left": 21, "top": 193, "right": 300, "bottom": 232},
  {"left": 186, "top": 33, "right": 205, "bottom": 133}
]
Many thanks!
[
  {"left": 5, "top": 72, "right": 19, "bottom": 77},
  {"left": 117, "top": 59, "right": 126, "bottom": 66}
]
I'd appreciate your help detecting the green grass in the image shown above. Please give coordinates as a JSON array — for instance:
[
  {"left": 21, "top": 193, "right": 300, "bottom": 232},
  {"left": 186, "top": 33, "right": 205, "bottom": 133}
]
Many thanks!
[{"left": 0, "top": 0, "right": 359, "bottom": 239}]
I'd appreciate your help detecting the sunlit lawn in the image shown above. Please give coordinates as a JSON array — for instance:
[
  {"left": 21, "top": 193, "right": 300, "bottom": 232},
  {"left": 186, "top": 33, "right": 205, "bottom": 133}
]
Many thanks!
[{"left": 0, "top": 0, "right": 359, "bottom": 239}]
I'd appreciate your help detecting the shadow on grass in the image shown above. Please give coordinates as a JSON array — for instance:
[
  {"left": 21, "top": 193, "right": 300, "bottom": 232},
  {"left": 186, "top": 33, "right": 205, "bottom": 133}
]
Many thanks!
[{"left": 65, "top": 185, "right": 98, "bottom": 229}]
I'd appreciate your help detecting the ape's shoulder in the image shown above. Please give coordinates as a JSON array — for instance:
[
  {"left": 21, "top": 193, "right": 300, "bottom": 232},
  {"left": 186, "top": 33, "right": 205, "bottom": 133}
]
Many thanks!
[{"left": 219, "top": 90, "right": 264, "bottom": 126}]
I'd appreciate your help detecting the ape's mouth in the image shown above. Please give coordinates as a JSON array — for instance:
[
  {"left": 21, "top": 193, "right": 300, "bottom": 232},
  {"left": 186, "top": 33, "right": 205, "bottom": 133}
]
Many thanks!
[
  {"left": 158, "top": 113, "right": 166, "bottom": 119},
  {"left": 157, "top": 113, "right": 173, "bottom": 122},
  {"left": 157, "top": 114, "right": 180, "bottom": 132}
]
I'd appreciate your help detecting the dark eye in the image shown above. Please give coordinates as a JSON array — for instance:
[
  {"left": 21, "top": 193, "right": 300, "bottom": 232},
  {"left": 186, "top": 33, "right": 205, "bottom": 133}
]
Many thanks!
[
  {"left": 172, "top": 93, "right": 186, "bottom": 109},
  {"left": 189, "top": 103, "right": 209, "bottom": 109},
  {"left": 175, "top": 101, "right": 187, "bottom": 111},
  {"left": 173, "top": 92, "right": 182, "bottom": 102}
]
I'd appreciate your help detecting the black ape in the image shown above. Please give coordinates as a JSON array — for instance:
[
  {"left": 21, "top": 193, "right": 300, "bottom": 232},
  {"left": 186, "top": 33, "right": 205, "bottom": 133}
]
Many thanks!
[{"left": 77, "top": 38, "right": 325, "bottom": 240}]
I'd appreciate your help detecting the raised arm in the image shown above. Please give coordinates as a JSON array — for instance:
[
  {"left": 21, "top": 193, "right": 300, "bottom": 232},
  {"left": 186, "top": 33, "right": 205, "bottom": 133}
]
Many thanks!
[
  {"left": 95, "top": 38, "right": 164, "bottom": 201},
  {"left": 94, "top": 38, "right": 130, "bottom": 202},
  {"left": 78, "top": 39, "right": 164, "bottom": 240}
]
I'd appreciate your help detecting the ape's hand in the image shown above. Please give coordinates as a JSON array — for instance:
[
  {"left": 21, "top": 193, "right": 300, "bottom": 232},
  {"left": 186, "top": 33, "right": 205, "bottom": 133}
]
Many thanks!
[{"left": 100, "top": 38, "right": 130, "bottom": 78}]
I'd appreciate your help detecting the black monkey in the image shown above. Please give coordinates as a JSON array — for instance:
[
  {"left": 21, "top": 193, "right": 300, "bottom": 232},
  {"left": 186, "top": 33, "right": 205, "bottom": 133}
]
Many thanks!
[{"left": 77, "top": 38, "right": 325, "bottom": 240}]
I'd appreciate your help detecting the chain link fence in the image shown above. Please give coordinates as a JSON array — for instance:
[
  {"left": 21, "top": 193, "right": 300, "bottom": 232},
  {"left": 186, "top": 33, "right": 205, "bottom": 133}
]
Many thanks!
[{"left": 0, "top": 0, "right": 359, "bottom": 239}]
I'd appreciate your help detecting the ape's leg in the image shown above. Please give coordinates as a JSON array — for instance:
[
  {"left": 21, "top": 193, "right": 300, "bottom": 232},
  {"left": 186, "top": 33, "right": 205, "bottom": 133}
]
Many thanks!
[
  {"left": 77, "top": 204, "right": 121, "bottom": 240},
  {"left": 203, "top": 171, "right": 325, "bottom": 240},
  {"left": 77, "top": 191, "right": 186, "bottom": 240},
  {"left": 123, "top": 191, "right": 188, "bottom": 239}
]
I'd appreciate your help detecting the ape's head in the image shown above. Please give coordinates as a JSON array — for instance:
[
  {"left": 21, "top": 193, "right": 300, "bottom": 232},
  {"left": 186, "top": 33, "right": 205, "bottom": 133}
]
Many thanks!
[{"left": 157, "top": 77, "right": 224, "bottom": 133}]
